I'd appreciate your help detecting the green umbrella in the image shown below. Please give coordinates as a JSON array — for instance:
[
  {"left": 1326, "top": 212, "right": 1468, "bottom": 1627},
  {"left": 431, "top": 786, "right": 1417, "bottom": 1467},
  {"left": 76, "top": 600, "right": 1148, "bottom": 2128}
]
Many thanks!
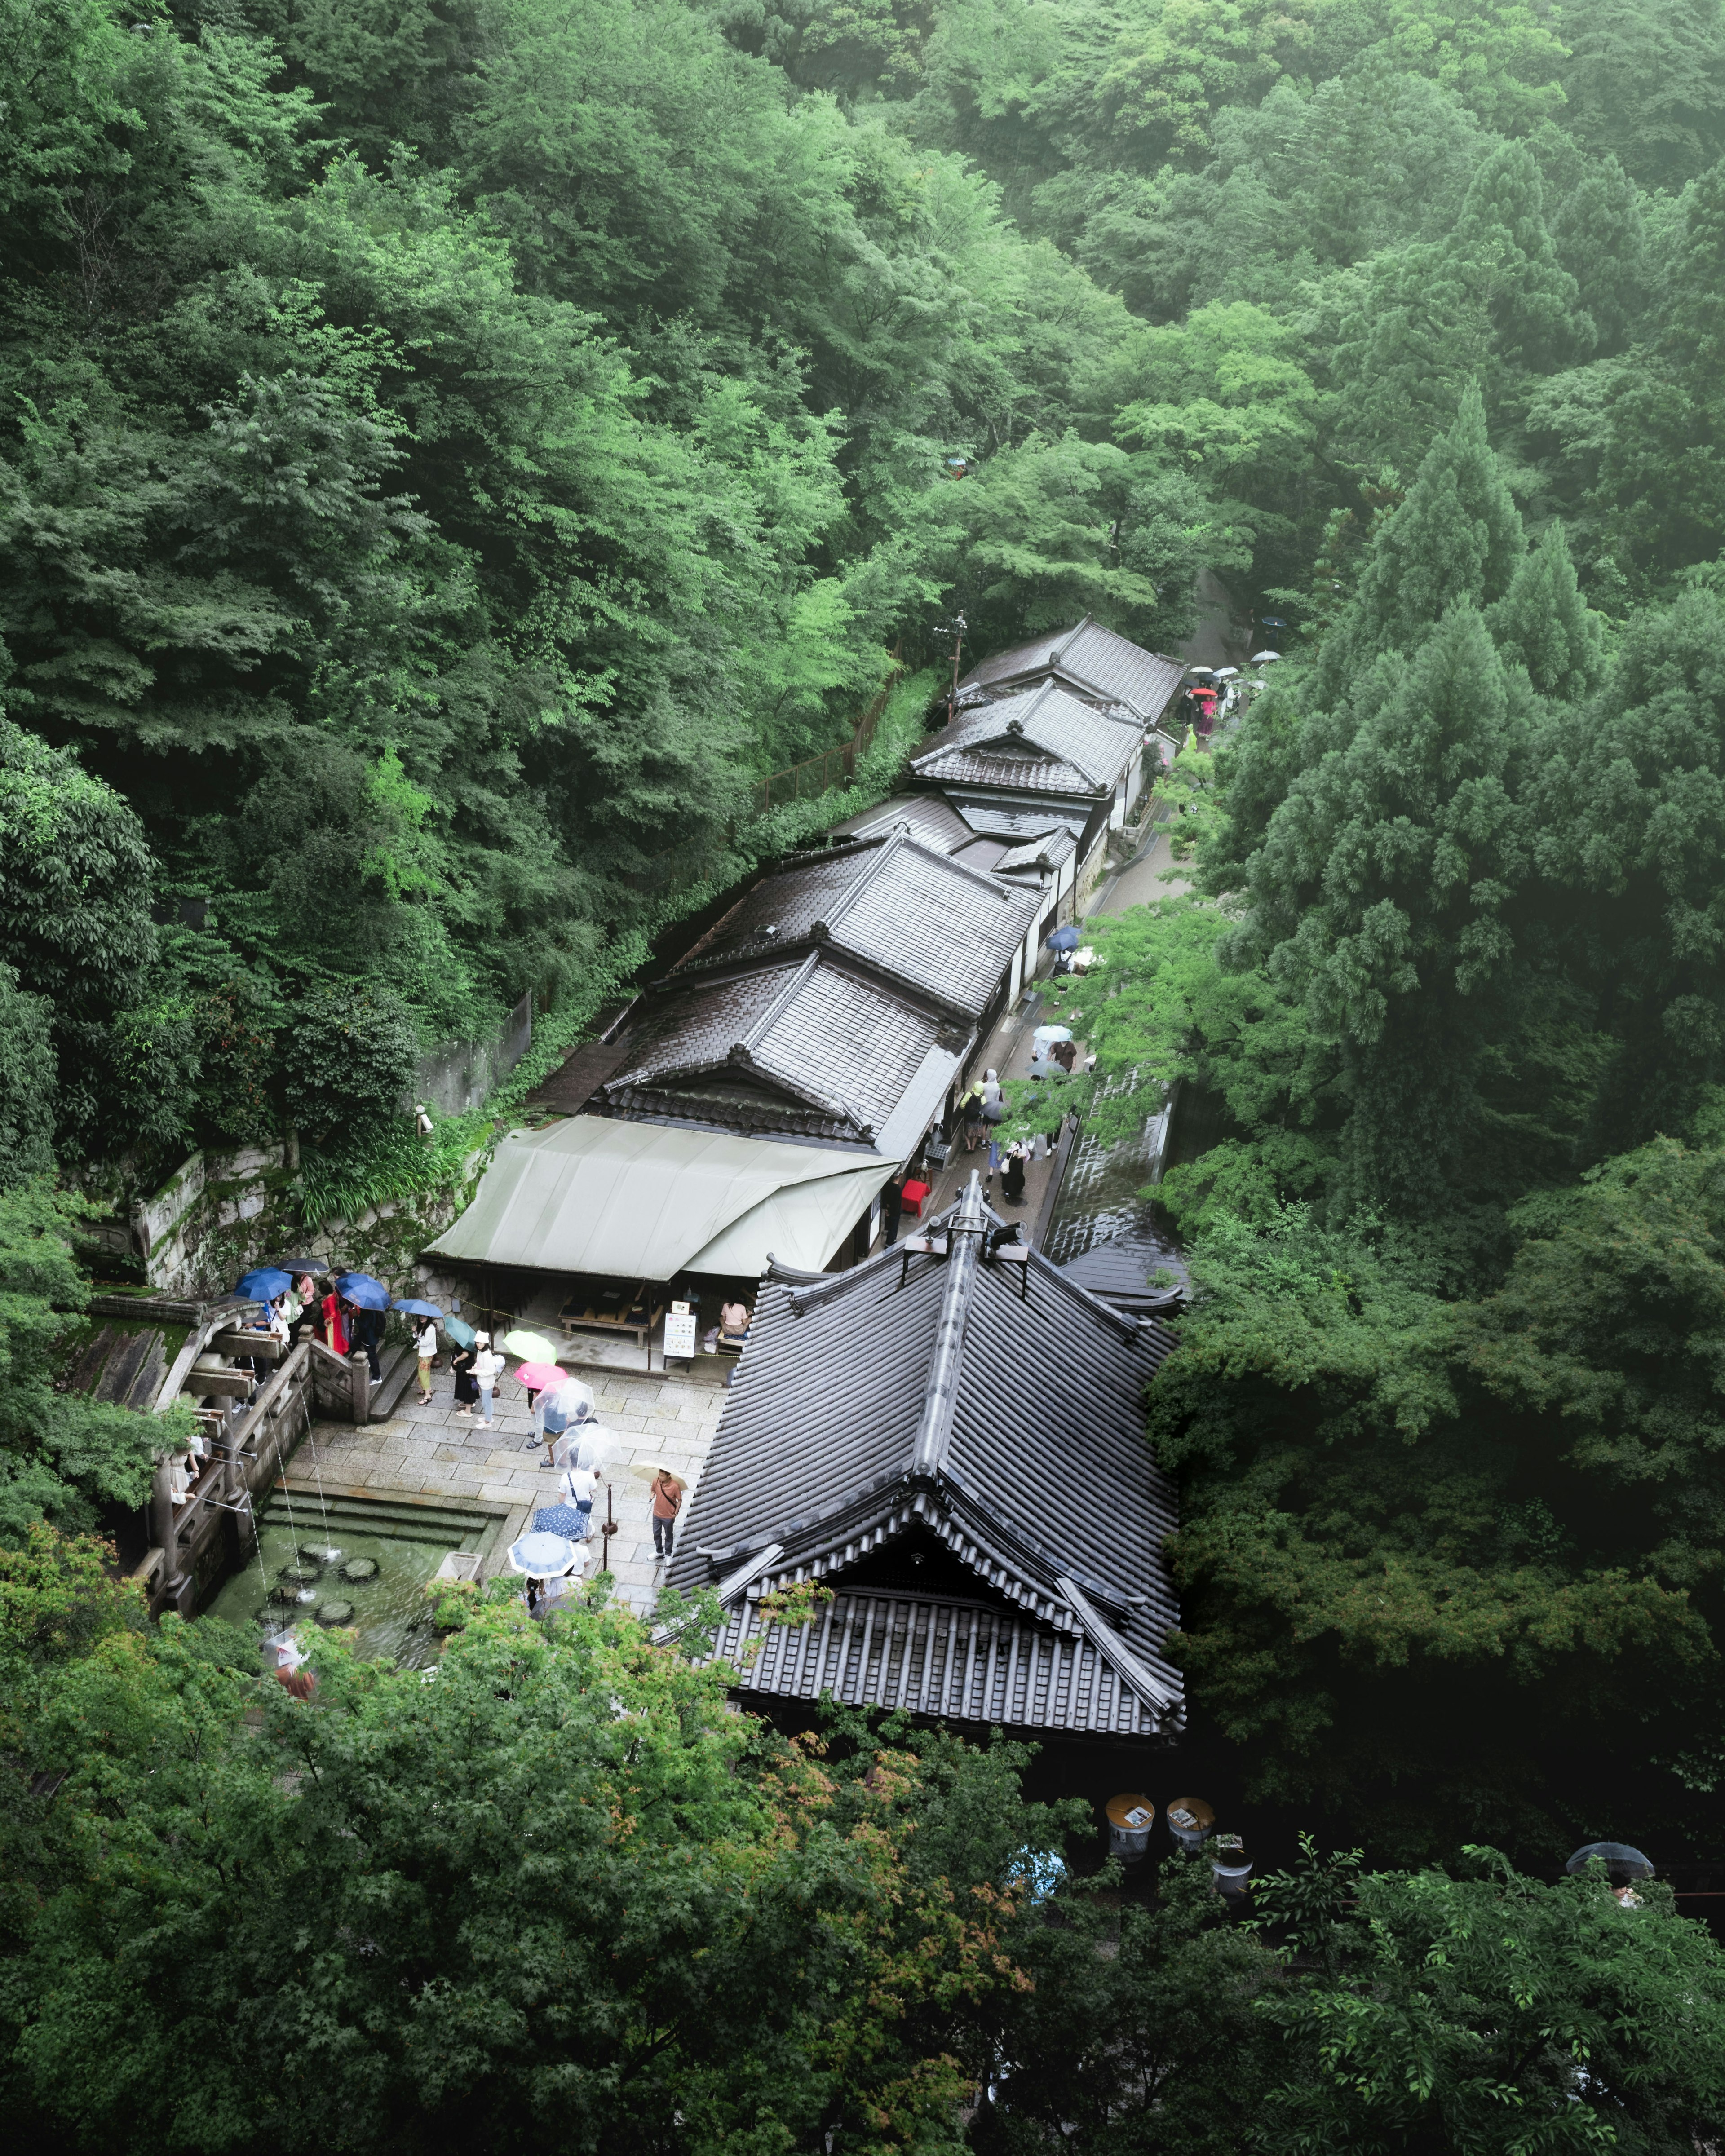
[
  {"left": 444, "top": 1317, "right": 477, "bottom": 1349},
  {"left": 503, "top": 1328, "right": 561, "bottom": 1362}
]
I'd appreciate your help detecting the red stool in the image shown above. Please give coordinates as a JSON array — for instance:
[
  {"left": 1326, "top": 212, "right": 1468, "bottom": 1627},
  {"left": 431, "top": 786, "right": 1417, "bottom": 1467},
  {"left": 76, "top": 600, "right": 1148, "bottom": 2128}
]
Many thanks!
[{"left": 900, "top": 1179, "right": 931, "bottom": 1219}]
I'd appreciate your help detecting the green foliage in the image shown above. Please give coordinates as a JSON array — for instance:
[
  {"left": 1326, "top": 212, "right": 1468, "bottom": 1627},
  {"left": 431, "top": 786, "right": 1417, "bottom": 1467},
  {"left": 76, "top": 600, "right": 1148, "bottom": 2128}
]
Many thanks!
[
  {"left": 1149, "top": 1195, "right": 1716, "bottom": 1851},
  {"left": 5, "top": 1555, "right": 1723, "bottom": 2154},
  {"left": 277, "top": 984, "right": 421, "bottom": 1147},
  {"left": 1256, "top": 1839, "right": 1725, "bottom": 2152},
  {"left": 0, "top": 1183, "right": 190, "bottom": 1537}
]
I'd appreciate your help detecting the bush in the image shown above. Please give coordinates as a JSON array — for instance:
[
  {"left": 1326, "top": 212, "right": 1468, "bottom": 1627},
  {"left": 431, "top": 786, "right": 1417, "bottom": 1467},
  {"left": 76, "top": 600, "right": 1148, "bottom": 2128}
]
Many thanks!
[{"left": 279, "top": 985, "right": 420, "bottom": 1145}]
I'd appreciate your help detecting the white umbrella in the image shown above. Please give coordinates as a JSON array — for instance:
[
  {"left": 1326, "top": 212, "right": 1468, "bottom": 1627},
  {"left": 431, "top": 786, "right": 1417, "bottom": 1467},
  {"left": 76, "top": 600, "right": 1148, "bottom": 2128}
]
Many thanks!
[
  {"left": 552, "top": 1375, "right": 595, "bottom": 1421},
  {"left": 1214, "top": 666, "right": 1240, "bottom": 679},
  {"left": 507, "top": 1531, "right": 578, "bottom": 1578},
  {"left": 1033, "top": 1025, "right": 1074, "bottom": 1045},
  {"left": 1251, "top": 649, "right": 1281, "bottom": 663},
  {"left": 568, "top": 1422, "right": 614, "bottom": 1473}
]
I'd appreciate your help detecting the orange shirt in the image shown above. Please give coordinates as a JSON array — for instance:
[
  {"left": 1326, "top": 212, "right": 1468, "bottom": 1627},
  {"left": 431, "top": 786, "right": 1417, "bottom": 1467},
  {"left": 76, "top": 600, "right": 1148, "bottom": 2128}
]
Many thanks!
[{"left": 651, "top": 1475, "right": 684, "bottom": 1520}]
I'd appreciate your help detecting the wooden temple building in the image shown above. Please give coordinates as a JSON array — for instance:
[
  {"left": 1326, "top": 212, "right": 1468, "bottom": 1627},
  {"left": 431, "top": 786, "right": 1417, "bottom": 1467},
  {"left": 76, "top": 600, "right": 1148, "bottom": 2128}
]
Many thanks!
[{"left": 668, "top": 1175, "right": 1183, "bottom": 1741}]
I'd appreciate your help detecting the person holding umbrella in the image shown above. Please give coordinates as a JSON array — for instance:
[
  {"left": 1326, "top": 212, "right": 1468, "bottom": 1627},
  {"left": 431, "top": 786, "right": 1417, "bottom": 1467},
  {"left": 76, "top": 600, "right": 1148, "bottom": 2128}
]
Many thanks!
[
  {"left": 319, "top": 1280, "right": 349, "bottom": 1359},
  {"left": 446, "top": 1317, "right": 479, "bottom": 1415}
]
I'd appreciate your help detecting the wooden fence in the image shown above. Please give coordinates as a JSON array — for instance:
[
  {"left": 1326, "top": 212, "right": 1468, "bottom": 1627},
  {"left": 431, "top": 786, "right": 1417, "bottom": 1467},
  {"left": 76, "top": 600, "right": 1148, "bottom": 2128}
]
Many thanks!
[{"left": 750, "top": 656, "right": 905, "bottom": 818}]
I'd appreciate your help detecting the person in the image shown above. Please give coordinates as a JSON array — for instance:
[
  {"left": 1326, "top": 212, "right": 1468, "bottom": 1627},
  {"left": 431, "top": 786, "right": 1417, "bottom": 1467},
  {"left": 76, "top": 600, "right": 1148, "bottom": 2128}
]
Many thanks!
[
  {"left": 1001, "top": 1140, "right": 1029, "bottom": 1205},
  {"left": 562, "top": 1458, "right": 599, "bottom": 1540},
  {"left": 288, "top": 1276, "right": 320, "bottom": 1346},
  {"left": 351, "top": 1302, "right": 385, "bottom": 1383},
  {"left": 472, "top": 1332, "right": 503, "bottom": 1428},
  {"left": 650, "top": 1467, "right": 684, "bottom": 1561},
  {"left": 320, "top": 1282, "right": 349, "bottom": 1359},
  {"left": 980, "top": 1068, "right": 1006, "bottom": 1173},
  {"left": 270, "top": 1629, "right": 317, "bottom": 1701},
  {"left": 961, "top": 1081, "right": 985, "bottom": 1153},
  {"left": 541, "top": 1376, "right": 596, "bottom": 1466},
  {"left": 880, "top": 1176, "right": 904, "bottom": 1249},
  {"left": 414, "top": 1315, "right": 438, "bottom": 1406},
  {"left": 451, "top": 1337, "right": 479, "bottom": 1416},
  {"left": 1052, "top": 1037, "right": 1078, "bottom": 1074},
  {"left": 719, "top": 1299, "right": 751, "bottom": 1345}
]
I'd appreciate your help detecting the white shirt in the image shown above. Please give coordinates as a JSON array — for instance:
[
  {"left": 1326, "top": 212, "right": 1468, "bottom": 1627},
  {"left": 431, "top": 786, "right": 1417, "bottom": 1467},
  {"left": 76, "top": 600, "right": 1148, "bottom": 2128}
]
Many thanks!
[
  {"left": 474, "top": 1349, "right": 504, "bottom": 1384},
  {"left": 563, "top": 1465, "right": 599, "bottom": 1506},
  {"left": 416, "top": 1322, "right": 438, "bottom": 1357}
]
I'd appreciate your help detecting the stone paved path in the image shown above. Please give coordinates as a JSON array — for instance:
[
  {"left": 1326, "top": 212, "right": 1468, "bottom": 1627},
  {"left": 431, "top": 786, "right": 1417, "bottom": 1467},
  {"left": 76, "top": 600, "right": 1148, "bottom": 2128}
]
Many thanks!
[{"left": 289, "top": 1356, "right": 729, "bottom": 1615}]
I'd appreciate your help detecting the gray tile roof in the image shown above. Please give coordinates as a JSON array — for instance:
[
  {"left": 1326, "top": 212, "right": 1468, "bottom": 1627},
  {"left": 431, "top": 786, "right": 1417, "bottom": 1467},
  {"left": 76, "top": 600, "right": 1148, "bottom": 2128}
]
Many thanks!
[
  {"left": 832, "top": 793, "right": 973, "bottom": 854},
  {"left": 950, "top": 798, "right": 1088, "bottom": 842},
  {"left": 994, "top": 827, "right": 1077, "bottom": 874},
  {"left": 702, "top": 1586, "right": 1168, "bottom": 1737},
  {"left": 668, "top": 1178, "right": 1183, "bottom": 1731},
  {"left": 912, "top": 681, "right": 1143, "bottom": 796},
  {"left": 604, "top": 954, "right": 952, "bottom": 1144},
  {"left": 958, "top": 617, "right": 1185, "bottom": 723},
  {"left": 674, "top": 833, "right": 1039, "bottom": 1021}
]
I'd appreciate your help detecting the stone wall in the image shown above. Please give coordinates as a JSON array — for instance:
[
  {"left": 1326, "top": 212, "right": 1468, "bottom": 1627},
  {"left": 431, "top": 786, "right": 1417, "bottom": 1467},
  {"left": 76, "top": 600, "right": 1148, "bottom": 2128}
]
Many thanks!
[
  {"left": 135, "top": 1141, "right": 489, "bottom": 1313},
  {"left": 411, "top": 993, "right": 533, "bottom": 1118}
]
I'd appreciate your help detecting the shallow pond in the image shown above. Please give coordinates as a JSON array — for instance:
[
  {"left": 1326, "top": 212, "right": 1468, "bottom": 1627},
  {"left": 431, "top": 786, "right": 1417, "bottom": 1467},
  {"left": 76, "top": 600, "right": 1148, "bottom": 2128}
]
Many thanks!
[{"left": 204, "top": 1489, "right": 503, "bottom": 1669}]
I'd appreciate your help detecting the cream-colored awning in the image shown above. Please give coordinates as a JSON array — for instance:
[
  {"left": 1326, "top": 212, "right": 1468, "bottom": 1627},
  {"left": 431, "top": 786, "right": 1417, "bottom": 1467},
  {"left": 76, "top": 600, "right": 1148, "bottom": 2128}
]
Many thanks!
[{"left": 426, "top": 1117, "right": 898, "bottom": 1281}]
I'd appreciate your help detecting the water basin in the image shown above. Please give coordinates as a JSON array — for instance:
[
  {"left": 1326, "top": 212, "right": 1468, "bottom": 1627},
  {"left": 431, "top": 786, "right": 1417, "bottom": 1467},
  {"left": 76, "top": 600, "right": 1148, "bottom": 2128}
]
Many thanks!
[{"left": 204, "top": 1489, "right": 505, "bottom": 1668}]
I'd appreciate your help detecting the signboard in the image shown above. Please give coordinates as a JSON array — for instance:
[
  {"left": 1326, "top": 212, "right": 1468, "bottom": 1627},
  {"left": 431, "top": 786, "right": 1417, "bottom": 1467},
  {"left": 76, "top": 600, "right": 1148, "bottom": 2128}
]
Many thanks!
[{"left": 663, "top": 1306, "right": 698, "bottom": 1361}]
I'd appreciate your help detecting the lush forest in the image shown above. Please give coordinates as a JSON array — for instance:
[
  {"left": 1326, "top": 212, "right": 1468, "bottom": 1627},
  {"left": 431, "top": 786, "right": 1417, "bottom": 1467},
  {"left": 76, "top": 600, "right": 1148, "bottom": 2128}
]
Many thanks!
[
  {"left": 9, "top": 0, "right": 1725, "bottom": 2143},
  {"left": 12, "top": 0, "right": 1724, "bottom": 1192}
]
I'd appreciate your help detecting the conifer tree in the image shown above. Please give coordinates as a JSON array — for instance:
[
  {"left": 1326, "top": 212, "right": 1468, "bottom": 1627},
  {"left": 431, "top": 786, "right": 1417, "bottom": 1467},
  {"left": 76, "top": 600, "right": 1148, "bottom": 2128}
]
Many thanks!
[
  {"left": 1240, "top": 604, "right": 1528, "bottom": 1211},
  {"left": 1446, "top": 138, "right": 1590, "bottom": 371},
  {"left": 1486, "top": 519, "right": 1606, "bottom": 700},
  {"left": 1322, "top": 383, "right": 1525, "bottom": 695}
]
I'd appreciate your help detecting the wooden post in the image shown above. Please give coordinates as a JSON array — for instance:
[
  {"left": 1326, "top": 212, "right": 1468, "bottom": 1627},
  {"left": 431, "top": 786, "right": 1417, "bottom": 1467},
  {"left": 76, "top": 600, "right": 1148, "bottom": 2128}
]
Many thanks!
[
  {"left": 150, "top": 1458, "right": 179, "bottom": 1609},
  {"left": 349, "top": 1350, "right": 370, "bottom": 1426}
]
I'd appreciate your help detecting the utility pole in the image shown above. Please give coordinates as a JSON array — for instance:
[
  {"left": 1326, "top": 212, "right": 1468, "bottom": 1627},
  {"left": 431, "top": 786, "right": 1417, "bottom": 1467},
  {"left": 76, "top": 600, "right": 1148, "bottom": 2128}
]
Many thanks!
[{"left": 937, "top": 610, "right": 967, "bottom": 728}]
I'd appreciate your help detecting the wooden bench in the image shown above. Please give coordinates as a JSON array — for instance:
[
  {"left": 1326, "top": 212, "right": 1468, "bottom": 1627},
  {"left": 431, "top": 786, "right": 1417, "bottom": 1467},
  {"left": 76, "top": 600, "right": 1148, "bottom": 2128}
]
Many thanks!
[{"left": 557, "top": 1281, "right": 665, "bottom": 1369}]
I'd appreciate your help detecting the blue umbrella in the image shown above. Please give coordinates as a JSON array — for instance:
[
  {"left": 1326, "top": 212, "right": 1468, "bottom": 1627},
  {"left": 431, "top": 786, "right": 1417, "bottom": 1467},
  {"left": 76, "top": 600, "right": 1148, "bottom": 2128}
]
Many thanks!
[
  {"left": 533, "top": 1504, "right": 588, "bottom": 1538},
  {"left": 235, "top": 1267, "right": 292, "bottom": 1302},
  {"left": 444, "top": 1317, "right": 478, "bottom": 1349},
  {"left": 336, "top": 1272, "right": 390, "bottom": 1310},
  {"left": 392, "top": 1298, "right": 444, "bottom": 1321},
  {"left": 1046, "top": 923, "right": 1081, "bottom": 951}
]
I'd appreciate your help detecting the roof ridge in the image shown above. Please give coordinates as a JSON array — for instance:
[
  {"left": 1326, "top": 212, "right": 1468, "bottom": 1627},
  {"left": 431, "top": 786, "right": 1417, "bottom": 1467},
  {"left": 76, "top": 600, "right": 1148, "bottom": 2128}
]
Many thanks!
[
  {"left": 910, "top": 1174, "right": 986, "bottom": 1478},
  {"left": 739, "top": 950, "right": 821, "bottom": 1054}
]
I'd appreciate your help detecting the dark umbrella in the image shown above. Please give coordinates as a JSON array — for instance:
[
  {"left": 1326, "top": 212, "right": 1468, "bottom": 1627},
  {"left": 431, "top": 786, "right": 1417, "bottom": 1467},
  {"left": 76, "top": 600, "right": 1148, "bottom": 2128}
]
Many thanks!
[
  {"left": 336, "top": 1272, "right": 390, "bottom": 1311},
  {"left": 1046, "top": 924, "right": 1081, "bottom": 951},
  {"left": 270, "top": 1259, "right": 324, "bottom": 1277},
  {"left": 235, "top": 1267, "right": 292, "bottom": 1302},
  {"left": 533, "top": 1504, "right": 588, "bottom": 1539},
  {"left": 1566, "top": 1841, "right": 1654, "bottom": 1884},
  {"left": 391, "top": 1298, "right": 444, "bottom": 1321}
]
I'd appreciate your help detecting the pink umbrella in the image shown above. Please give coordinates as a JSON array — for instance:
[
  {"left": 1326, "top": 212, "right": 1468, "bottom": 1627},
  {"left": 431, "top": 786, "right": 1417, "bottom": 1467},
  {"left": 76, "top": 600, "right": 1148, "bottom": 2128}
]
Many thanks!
[{"left": 514, "top": 1360, "right": 564, "bottom": 1391}]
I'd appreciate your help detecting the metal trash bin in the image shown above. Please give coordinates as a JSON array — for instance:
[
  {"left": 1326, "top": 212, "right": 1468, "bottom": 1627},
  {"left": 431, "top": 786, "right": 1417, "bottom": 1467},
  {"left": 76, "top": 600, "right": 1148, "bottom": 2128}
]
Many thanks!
[
  {"left": 1210, "top": 1836, "right": 1252, "bottom": 1898},
  {"left": 1165, "top": 1795, "right": 1215, "bottom": 1855},
  {"left": 1105, "top": 1793, "right": 1156, "bottom": 1862}
]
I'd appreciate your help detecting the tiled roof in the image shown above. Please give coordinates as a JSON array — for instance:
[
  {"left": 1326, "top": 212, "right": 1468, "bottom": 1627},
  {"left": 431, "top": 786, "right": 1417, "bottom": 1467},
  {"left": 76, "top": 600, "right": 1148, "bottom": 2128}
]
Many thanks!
[
  {"left": 668, "top": 1179, "right": 1183, "bottom": 1732},
  {"left": 950, "top": 798, "right": 1088, "bottom": 841},
  {"left": 704, "top": 1586, "right": 1168, "bottom": 1737},
  {"left": 604, "top": 954, "right": 951, "bottom": 1144},
  {"left": 994, "top": 826, "right": 1077, "bottom": 874},
  {"left": 958, "top": 617, "right": 1185, "bottom": 723},
  {"left": 911, "top": 681, "right": 1142, "bottom": 796},
  {"left": 831, "top": 793, "right": 973, "bottom": 854},
  {"left": 674, "top": 832, "right": 1039, "bottom": 1020}
]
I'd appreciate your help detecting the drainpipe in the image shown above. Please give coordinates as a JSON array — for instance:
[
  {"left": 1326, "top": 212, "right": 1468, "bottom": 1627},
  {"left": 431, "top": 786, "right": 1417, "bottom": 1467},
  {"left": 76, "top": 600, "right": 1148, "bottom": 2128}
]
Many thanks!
[{"left": 910, "top": 1173, "right": 986, "bottom": 1480}]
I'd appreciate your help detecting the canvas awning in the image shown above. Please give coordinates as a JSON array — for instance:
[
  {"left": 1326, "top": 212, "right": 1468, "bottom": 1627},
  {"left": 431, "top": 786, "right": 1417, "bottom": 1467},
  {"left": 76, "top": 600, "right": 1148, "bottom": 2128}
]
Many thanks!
[{"left": 426, "top": 1117, "right": 899, "bottom": 1281}]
